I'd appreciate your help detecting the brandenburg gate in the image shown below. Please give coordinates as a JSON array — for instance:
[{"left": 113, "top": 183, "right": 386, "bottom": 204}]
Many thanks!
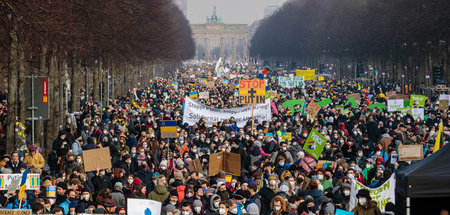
[{"left": 191, "top": 7, "right": 248, "bottom": 61}]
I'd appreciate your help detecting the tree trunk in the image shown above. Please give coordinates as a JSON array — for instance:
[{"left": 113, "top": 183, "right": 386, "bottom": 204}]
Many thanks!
[
  {"left": 35, "top": 42, "right": 47, "bottom": 151},
  {"left": 45, "top": 45, "right": 60, "bottom": 154},
  {"left": 71, "top": 56, "right": 81, "bottom": 112},
  {"left": 6, "top": 17, "right": 18, "bottom": 153},
  {"left": 17, "top": 39, "right": 26, "bottom": 124},
  {"left": 93, "top": 61, "right": 100, "bottom": 104}
]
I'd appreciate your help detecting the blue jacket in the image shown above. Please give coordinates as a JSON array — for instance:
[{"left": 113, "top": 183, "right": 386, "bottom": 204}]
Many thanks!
[
  {"left": 5, "top": 198, "right": 31, "bottom": 209},
  {"left": 59, "top": 198, "right": 70, "bottom": 215}
]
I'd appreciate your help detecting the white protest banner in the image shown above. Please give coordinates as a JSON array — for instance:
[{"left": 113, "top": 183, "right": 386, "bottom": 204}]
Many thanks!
[
  {"left": 183, "top": 97, "right": 271, "bottom": 127},
  {"left": 278, "top": 76, "right": 305, "bottom": 88},
  {"left": 411, "top": 108, "right": 424, "bottom": 120},
  {"left": 439, "top": 94, "right": 450, "bottom": 101},
  {"left": 350, "top": 175, "right": 395, "bottom": 212},
  {"left": 387, "top": 99, "right": 404, "bottom": 112},
  {"left": 0, "top": 174, "right": 40, "bottom": 190},
  {"left": 127, "top": 198, "right": 161, "bottom": 215},
  {"left": 199, "top": 91, "right": 209, "bottom": 99}
]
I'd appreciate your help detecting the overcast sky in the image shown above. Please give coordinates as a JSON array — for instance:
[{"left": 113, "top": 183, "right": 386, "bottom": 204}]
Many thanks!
[{"left": 187, "top": 0, "right": 289, "bottom": 25}]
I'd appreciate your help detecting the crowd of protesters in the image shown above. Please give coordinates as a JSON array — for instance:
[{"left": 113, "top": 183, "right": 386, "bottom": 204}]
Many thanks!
[{"left": 0, "top": 62, "right": 448, "bottom": 215}]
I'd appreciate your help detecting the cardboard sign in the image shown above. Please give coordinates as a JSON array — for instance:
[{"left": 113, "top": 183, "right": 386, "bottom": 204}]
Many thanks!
[
  {"left": 349, "top": 93, "right": 361, "bottom": 105},
  {"left": 127, "top": 198, "right": 161, "bottom": 215},
  {"left": 305, "top": 101, "right": 321, "bottom": 119},
  {"left": 206, "top": 81, "right": 215, "bottom": 89},
  {"left": 398, "top": 145, "right": 423, "bottom": 161},
  {"left": 316, "top": 160, "right": 337, "bottom": 172},
  {"left": 0, "top": 174, "right": 40, "bottom": 190},
  {"left": 83, "top": 147, "right": 112, "bottom": 172},
  {"left": 0, "top": 210, "right": 32, "bottom": 215},
  {"left": 238, "top": 80, "right": 265, "bottom": 104},
  {"left": 387, "top": 99, "right": 404, "bottom": 112},
  {"left": 188, "top": 159, "right": 203, "bottom": 173},
  {"left": 303, "top": 128, "right": 327, "bottom": 160},
  {"left": 386, "top": 91, "right": 397, "bottom": 99},
  {"left": 209, "top": 152, "right": 241, "bottom": 176},
  {"left": 380, "top": 137, "right": 393, "bottom": 152},
  {"left": 7, "top": 179, "right": 20, "bottom": 194},
  {"left": 199, "top": 92, "right": 209, "bottom": 99},
  {"left": 296, "top": 69, "right": 316, "bottom": 80},
  {"left": 439, "top": 100, "right": 449, "bottom": 110}
]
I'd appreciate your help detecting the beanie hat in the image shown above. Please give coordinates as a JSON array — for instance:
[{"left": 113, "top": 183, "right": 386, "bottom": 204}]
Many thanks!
[
  {"left": 268, "top": 174, "right": 277, "bottom": 181},
  {"left": 193, "top": 200, "right": 203, "bottom": 207},
  {"left": 170, "top": 189, "right": 179, "bottom": 197},
  {"left": 247, "top": 203, "right": 259, "bottom": 215},
  {"left": 56, "top": 182, "right": 67, "bottom": 190}
]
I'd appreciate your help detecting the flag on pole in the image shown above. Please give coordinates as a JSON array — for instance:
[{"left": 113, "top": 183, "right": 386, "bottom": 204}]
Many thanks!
[
  {"left": 433, "top": 121, "right": 444, "bottom": 153},
  {"left": 262, "top": 68, "right": 268, "bottom": 75},
  {"left": 18, "top": 168, "right": 29, "bottom": 201}
]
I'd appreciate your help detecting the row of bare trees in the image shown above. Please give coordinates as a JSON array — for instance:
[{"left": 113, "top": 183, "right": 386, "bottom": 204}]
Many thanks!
[
  {"left": 0, "top": 0, "right": 194, "bottom": 154},
  {"left": 250, "top": 0, "right": 449, "bottom": 84}
]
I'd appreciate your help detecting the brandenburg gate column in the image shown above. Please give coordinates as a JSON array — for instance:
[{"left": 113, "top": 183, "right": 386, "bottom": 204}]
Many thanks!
[
  {"left": 205, "top": 37, "right": 210, "bottom": 60},
  {"left": 220, "top": 37, "right": 225, "bottom": 58},
  {"left": 243, "top": 36, "right": 248, "bottom": 60},
  {"left": 232, "top": 37, "right": 237, "bottom": 60},
  {"left": 194, "top": 37, "right": 199, "bottom": 60}
]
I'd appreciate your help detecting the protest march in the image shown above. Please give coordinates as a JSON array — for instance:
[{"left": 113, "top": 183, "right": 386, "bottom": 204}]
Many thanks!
[{"left": 0, "top": 61, "right": 448, "bottom": 215}]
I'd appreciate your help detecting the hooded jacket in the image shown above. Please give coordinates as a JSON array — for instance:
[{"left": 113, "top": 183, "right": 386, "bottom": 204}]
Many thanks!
[
  {"left": 148, "top": 185, "right": 169, "bottom": 203},
  {"left": 204, "top": 194, "right": 220, "bottom": 215}
]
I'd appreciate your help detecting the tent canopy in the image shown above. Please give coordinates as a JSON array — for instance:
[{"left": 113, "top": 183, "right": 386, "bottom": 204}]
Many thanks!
[{"left": 396, "top": 143, "right": 450, "bottom": 198}]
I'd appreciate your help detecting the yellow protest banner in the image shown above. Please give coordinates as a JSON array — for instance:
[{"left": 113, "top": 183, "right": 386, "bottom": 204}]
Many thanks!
[
  {"left": 238, "top": 80, "right": 266, "bottom": 104},
  {"left": 296, "top": 69, "right": 316, "bottom": 80}
]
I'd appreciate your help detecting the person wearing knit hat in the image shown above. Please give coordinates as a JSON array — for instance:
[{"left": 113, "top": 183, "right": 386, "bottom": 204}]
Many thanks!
[
  {"left": 246, "top": 203, "right": 259, "bottom": 215},
  {"left": 193, "top": 199, "right": 203, "bottom": 214}
]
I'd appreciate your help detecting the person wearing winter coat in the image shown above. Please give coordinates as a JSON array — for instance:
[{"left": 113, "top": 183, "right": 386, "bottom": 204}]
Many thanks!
[
  {"left": 204, "top": 194, "right": 221, "bottom": 215},
  {"left": 148, "top": 178, "right": 169, "bottom": 203},
  {"left": 351, "top": 189, "right": 381, "bottom": 215},
  {"left": 111, "top": 182, "right": 126, "bottom": 208}
]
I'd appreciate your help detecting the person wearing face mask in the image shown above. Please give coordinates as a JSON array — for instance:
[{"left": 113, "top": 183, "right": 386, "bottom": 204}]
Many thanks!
[
  {"left": 117, "top": 154, "right": 136, "bottom": 176},
  {"left": 163, "top": 190, "right": 181, "bottom": 210},
  {"left": 269, "top": 195, "right": 288, "bottom": 215},
  {"left": 259, "top": 174, "right": 279, "bottom": 215},
  {"left": 351, "top": 189, "right": 381, "bottom": 215},
  {"left": 92, "top": 168, "right": 112, "bottom": 199},
  {"left": 273, "top": 156, "right": 291, "bottom": 177},
  {"left": 204, "top": 194, "right": 221, "bottom": 215},
  {"left": 298, "top": 199, "right": 316, "bottom": 215},
  {"left": 192, "top": 200, "right": 204, "bottom": 215},
  {"left": 362, "top": 159, "right": 376, "bottom": 182}
]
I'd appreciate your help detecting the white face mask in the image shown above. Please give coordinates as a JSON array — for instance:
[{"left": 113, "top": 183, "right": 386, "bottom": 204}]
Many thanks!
[
  {"left": 194, "top": 206, "right": 201, "bottom": 213},
  {"left": 343, "top": 190, "right": 350, "bottom": 196},
  {"left": 318, "top": 184, "right": 324, "bottom": 191},
  {"left": 317, "top": 174, "right": 324, "bottom": 180},
  {"left": 170, "top": 201, "right": 178, "bottom": 205},
  {"left": 358, "top": 152, "right": 363, "bottom": 157},
  {"left": 347, "top": 174, "right": 354, "bottom": 179},
  {"left": 160, "top": 166, "right": 167, "bottom": 170},
  {"left": 77, "top": 159, "right": 82, "bottom": 163},
  {"left": 358, "top": 197, "right": 367, "bottom": 205},
  {"left": 274, "top": 206, "right": 281, "bottom": 211},
  {"left": 128, "top": 179, "right": 134, "bottom": 184},
  {"left": 219, "top": 208, "right": 226, "bottom": 215},
  {"left": 270, "top": 180, "right": 277, "bottom": 186},
  {"left": 282, "top": 146, "right": 287, "bottom": 151},
  {"left": 303, "top": 133, "right": 308, "bottom": 137},
  {"left": 70, "top": 211, "right": 75, "bottom": 215},
  {"left": 278, "top": 162, "right": 285, "bottom": 166},
  {"left": 83, "top": 194, "right": 90, "bottom": 200},
  {"left": 181, "top": 211, "right": 190, "bottom": 215},
  {"left": 366, "top": 164, "right": 372, "bottom": 169},
  {"left": 214, "top": 202, "right": 220, "bottom": 208},
  {"left": 231, "top": 208, "right": 238, "bottom": 214},
  {"left": 289, "top": 181, "right": 295, "bottom": 186}
]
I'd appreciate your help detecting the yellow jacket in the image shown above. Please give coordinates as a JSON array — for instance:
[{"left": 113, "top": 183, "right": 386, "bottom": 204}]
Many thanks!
[{"left": 23, "top": 152, "right": 45, "bottom": 169}]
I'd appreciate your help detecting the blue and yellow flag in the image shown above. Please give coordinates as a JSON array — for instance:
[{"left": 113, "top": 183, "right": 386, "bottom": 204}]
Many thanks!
[
  {"left": 18, "top": 168, "right": 29, "bottom": 200},
  {"left": 160, "top": 121, "right": 177, "bottom": 138},
  {"left": 434, "top": 121, "right": 444, "bottom": 153},
  {"left": 189, "top": 92, "right": 198, "bottom": 98}
]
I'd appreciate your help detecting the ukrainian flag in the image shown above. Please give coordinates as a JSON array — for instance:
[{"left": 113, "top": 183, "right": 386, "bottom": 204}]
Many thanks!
[
  {"left": 189, "top": 92, "right": 198, "bottom": 98},
  {"left": 18, "top": 168, "right": 29, "bottom": 201},
  {"left": 161, "top": 121, "right": 177, "bottom": 138}
]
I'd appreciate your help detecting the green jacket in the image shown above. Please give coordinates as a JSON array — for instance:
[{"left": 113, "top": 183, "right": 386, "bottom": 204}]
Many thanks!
[{"left": 148, "top": 185, "right": 169, "bottom": 203}]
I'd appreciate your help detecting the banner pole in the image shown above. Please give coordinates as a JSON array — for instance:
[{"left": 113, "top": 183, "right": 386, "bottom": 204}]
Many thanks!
[
  {"left": 251, "top": 104, "right": 254, "bottom": 132},
  {"left": 19, "top": 196, "right": 23, "bottom": 209}
]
